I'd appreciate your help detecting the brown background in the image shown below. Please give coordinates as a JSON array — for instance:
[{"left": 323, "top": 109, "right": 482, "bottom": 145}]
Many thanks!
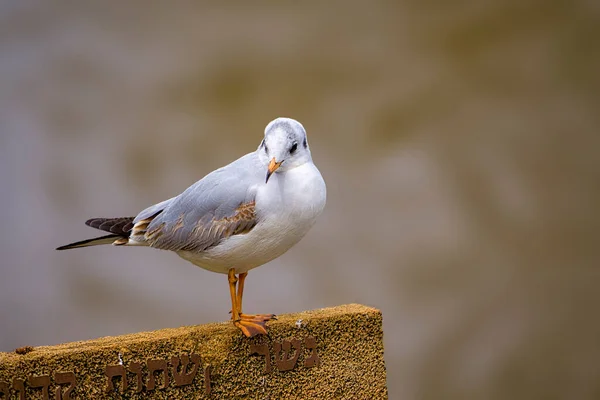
[{"left": 0, "top": 1, "right": 599, "bottom": 399}]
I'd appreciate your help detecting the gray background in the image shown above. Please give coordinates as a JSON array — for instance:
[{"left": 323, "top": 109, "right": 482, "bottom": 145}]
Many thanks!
[{"left": 1, "top": 1, "right": 599, "bottom": 399}]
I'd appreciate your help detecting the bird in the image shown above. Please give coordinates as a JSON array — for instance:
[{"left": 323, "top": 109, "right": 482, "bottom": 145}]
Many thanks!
[{"left": 56, "top": 117, "right": 327, "bottom": 337}]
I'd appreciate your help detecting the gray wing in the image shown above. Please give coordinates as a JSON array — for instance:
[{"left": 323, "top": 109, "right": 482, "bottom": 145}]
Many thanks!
[
  {"left": 131, "top": 152, "right": 263, "bottom": 253},
  {"left": 134, "top": 197, "right": 175, "bottom": 223}
]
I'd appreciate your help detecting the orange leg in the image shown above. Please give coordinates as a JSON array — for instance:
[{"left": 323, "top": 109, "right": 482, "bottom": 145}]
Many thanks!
[
  {"left": 236, "top": 272, "right": 247, "bottom": 315},
  {"left": 228, "top": 269, "right": 275, "bottom": 337},
  {"left": 228, "top": 269, "right": 240, "bottom": 322}
]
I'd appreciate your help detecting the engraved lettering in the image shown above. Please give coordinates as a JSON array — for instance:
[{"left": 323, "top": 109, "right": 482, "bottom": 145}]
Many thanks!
[
  {"left": 274, "top": 339, "right": 301, "bottom": 371},
  {"left": 204, "top": 365, "right": 211, "bottom": 395},
  {"left": 250, "top": 343, "right": 272, "bottom": 373},
  {"left": 128, "top": 362, "right": 144, "bottom": 393},
  {"left": 54, "top": 372, "right": 76, "bottom": 400},
  {"left": 147, "top": 359, "right": 169, "bottom": 390},
  {"left": 105, "top": 365, "right": 127, "bottom": 393},
  {"left": 0, "top": 381, "right": 9, "bottom": 398},
  {"left": 2, "top": 347, "right": 273, "bottom": 396},
  {"left": 170, "top": 354, "right": 201, "bottom": 386},
  {"left": 12, "top": 378, "right": 25, "bottom": 400},
  {"left": 303, "top": 336, "right": 320, "bottom": 367},
  {"left": 29, "top": 375, "right": 51, "bottom": 399}
]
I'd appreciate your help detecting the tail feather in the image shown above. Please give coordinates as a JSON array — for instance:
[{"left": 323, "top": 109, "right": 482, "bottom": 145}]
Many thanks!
[
  {"left": 56, "top": 216, "right": 135, "bottom": 251},
  {"left": 56, "top": 234, "right": 121, "bottom": 250},
  {"left": 86, "top": 217, "right": 134, "bottom": 235}
]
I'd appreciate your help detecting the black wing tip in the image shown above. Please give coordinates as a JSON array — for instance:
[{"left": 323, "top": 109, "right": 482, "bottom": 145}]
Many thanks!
[
  {"left": 56, "top": 242, "right": 83, "bottom": 250},
  {"left": 55, "top": 234, "right": 121, "bottom": 251},
  {"left": 85, "top": 218, "right": 103, "bottom": 228},
  {"left": 85, "top": 217, "right": 135, "bottom": 235}
]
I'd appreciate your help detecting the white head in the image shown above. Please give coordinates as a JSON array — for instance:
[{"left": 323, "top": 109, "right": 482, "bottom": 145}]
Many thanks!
[{"left": 258, "top": 117, "right": 313, "bottom": 183}]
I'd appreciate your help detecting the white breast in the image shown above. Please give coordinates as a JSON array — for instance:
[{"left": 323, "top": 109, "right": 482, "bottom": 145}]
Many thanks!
[{"left": 177, "top": 162, "right": 326, "bottom": 274}]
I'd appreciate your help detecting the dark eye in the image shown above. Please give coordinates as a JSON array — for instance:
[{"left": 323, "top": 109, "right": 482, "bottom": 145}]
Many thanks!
[
  {"left": 303, "top": 138, "right": 307, "bottom": 148},
  {"left": 261, "top": 140, "right": 269, "bottom": 154},
  {"left": 290, "top": 142, "right": 298, "bottom": 154}
]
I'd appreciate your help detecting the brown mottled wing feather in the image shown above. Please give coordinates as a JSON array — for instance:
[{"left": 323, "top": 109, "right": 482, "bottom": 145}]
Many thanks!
[
  {"left": 85, "top": 217, "right": 135, "bottom": 236},
  {"left": 130, "top": 151, "right": 263, "bottom": 253},
  {"left": 181, "top": 201, "right": 257, "bottom": 251},
  {"left": 133, "top": 201, "right": 257, "bottom": 253}
]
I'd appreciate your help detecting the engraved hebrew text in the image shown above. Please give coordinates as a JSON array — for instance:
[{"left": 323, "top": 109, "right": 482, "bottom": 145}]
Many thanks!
[
  {"left": 171, "top": 354, "right": 201, "bottom": 386},
  {"left": 54, "top": 372, "right": 76, "bottom": 400},
  {"left": 250, "top": 336, "right": 320, "bottom": 373},
  {"left": 28, "top": 375, "right": 51, "bottom": 399},
  {"left": 128, "top": 362, "right": 143, "bottom": 393},
  {"left": 147, "top": 359, "right": 170, "bottom": 390},
  {"left": 274, "top": 339, "right": 302, "bottom": 371},
  {"left": 250, "top": 343, "right": 272, "bottom": 373},
  {"left": 12, "top": 378, "right": 25, "bottom": 400},
  {"left": 105, "top": 365, "right": 127, "bottom": 393},
  {"left": 303, "top": 336, "right": 320, "bottom": 367}
]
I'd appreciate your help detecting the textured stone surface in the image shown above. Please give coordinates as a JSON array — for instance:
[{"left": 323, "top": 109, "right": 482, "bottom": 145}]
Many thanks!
[{"left": 0, "top": 304, "right": 387, "bottom": 399}]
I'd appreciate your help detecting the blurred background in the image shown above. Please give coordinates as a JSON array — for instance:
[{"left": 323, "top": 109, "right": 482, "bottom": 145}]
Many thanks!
[{"left": 1, "top": 1, "right": 599, "bottom": 398}]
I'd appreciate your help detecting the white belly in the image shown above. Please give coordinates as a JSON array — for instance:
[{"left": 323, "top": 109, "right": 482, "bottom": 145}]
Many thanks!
[{"left": 177, "top": 162, "right": 326, "bottom": 274}]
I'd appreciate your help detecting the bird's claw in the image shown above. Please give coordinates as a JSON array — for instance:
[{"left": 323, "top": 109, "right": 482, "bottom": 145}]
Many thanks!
[{"left": 233, "top": 314, "right": 276, "bottom": 337}]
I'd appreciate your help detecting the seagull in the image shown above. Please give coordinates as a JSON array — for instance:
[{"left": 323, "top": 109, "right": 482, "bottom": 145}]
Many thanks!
[{"left": 57, "top": 117, "right": 327, "bottom": 337}]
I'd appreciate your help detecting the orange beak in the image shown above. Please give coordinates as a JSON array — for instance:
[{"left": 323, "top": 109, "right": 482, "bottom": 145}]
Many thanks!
[{"left": 266, "top": 157, "right": 283, "bottom": 183}]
